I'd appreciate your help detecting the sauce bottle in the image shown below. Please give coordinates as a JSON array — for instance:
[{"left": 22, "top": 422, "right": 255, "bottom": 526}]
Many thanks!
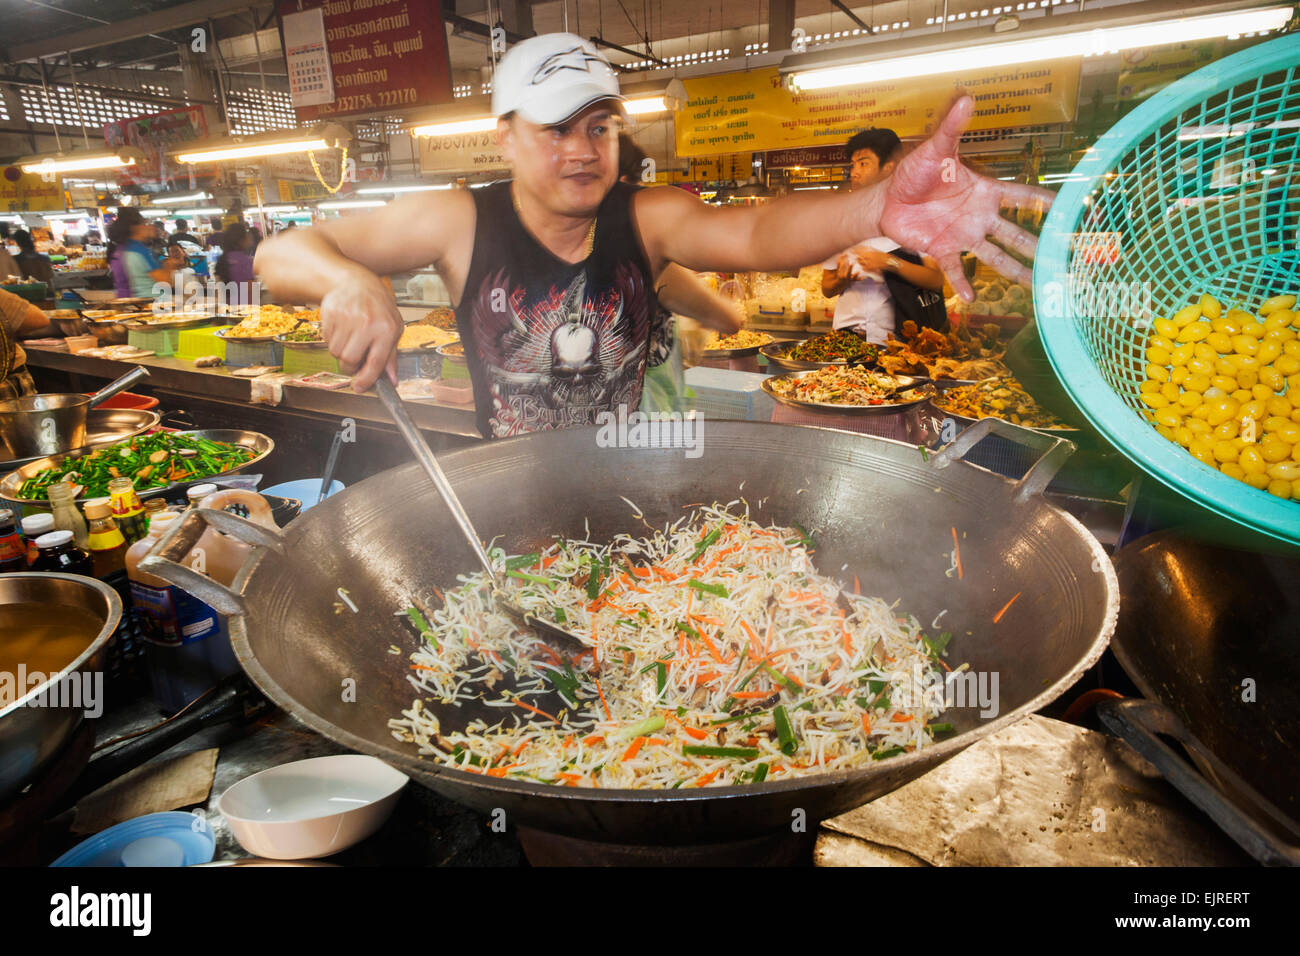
[
  {"left": 84, "top": 498, "right": 128, "bottom": 578},
  {"left": 31, "top": 530, "right": 94, "bottom": 575},
  {"left": 108, "top": 476, "right": 149, "bottom": 544},
  {"left": 186, "top": 483, "right": 217, "bottom": 510},
  {"left": 0, "top": 509, "right": 26, "bottom": 572},
  {"left": 20, "top": 513, "right": 55, "bottom": 566},
  {"left": 46, "top": 482, "right": 90, "bottom": 549}
]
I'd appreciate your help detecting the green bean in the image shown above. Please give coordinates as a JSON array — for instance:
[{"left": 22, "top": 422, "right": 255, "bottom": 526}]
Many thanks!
[
  {"left": 682, "top": 745, "right": 759, "bottom": 759},
  {"left": 773, "top": 705, "right": 797, "bottom": 755}
]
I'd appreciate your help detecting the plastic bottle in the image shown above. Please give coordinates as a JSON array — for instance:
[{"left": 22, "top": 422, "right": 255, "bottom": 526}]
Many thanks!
[
  {"left": 46, "top": 482, "right": 90, "bottom": 549},
  {"left": 186, "top": 484, "right": 217, "bottom": 510},
  {"left": 31, "top": 530, "right": 94, "bottom": 575},
  {"left": 84, "top": 498, "right": 128, "bottom": 578},
  {"left": 21, "top": 513, "right": 54, "bottom": 566},
  {"left": 108, "top": 476, "right": 148, "bottom": 544},
  {"left": 126, "top": 513, "right": 225, "bottom": 715},
  {"left": 0, "top": 509, "right": 26, "bottom": 572},
  {"left": 188, "top": 488, "right": 276, "bottom": 589}
]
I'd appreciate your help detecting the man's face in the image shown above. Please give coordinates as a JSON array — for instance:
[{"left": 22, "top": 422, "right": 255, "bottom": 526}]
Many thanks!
[
  {"left": 500, "top": 102, "right": 622, "bottom": 215},
  {"left": 849, "top": 148, "right": 893, "bottom": 189}
]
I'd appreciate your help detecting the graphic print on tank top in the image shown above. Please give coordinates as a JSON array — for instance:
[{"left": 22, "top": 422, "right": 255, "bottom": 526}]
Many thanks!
[{"left": 469, "top": 263, "right": 657, "bottom": 436}]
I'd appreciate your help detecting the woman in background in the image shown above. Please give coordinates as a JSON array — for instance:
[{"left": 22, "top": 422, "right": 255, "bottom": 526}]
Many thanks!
[
  {"left": 107, "top": 208, "right": 185, "bottom": 298},
  {"left": 10, "top": 230, "right": 53, "bottom": 287},
  {"left": 0, "top": 286, "right": 52, "bottom": 399},
  {"left": 214, "top": 222, "right": 256, "bottom": 306}
]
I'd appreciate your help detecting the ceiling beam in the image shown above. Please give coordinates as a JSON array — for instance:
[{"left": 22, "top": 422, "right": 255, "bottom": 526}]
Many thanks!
[{"left": 6, "top": 0, "right": 270, "bottom": 63}]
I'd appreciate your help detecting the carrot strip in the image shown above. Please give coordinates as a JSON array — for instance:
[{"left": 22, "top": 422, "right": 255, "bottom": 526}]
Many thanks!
[
  {"left": 696, "top": 769, "right": 721, "bottom": 787},
  {"left": 410, "top": 664, "right": 439, "bottom": 671},
  {"left": 700, "top": 631, "right": 725, "bottom": 665},
  {"left": 892, "top": 712, "right": 914, "bottom": 722},
  {"left": 730, "top": 690, "right": 771, "bottom": 699},
  {"left": 951, "top": 527, "right": 964, "bottom": 580},
  {"left": 694, "top": 671, "right": 720, "bottom": 685},
  {"left": 593, "top": 678, "right": 612, "bottom": 721},
  {"left": 861, "top": 714, "right": 871, "bottom": 735},
  {"left": 628, "top": 566, "right": 652, "bottom": 579},
  {"left": 562, "top": 734, "right": 574, "bottom": 749},
  {"left": 646, "top": 737, "right": 668, "bottom": 746},
  {"left": 582, "top": 734, "right": 605, "bottom": 746},
  {"left": 511, "top": 698, "right": 560, "bottom": 723},
  {"left": 691, "top": 614, "right": 725, "bottom": 627},
  {"left": 511, "top": 739, "right": 530, "bottom": 756},
  {"left": 681, "top": 724, "right": 709, "bottom": 740},
  {"left": 485, "top": 764, "right": 519, "bottom": 778},
  {"left": 622, "top": 736, "right": 647, "bottom": 761},
  {"left": 555, "top": 772, "right": 582, "bottom": 786},
  {"left": 993, "top": 591, "right": 1022, "bottom": 624},
  {"left": 853, "top": 574, "right": 860, "bottom": 595}
]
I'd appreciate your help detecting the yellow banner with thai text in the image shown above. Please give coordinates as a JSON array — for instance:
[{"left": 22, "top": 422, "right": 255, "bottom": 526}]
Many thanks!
[{"left": 674, "top": 63, "right": 1079, "bottom": 157}]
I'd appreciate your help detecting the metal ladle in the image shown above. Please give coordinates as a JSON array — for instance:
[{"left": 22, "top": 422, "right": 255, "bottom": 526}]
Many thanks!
[{"left": 373, "top": 377, "right": 589, "bottom": 653}]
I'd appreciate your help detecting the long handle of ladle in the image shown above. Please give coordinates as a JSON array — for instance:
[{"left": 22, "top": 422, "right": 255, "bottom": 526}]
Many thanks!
[{"left": 374, "top": 377, "right": 498, "bottom": 581}]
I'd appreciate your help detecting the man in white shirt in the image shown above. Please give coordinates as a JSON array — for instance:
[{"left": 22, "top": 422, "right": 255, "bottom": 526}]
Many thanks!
[{"left": 821, "top": 129, "right": 945, "bottom": 343}]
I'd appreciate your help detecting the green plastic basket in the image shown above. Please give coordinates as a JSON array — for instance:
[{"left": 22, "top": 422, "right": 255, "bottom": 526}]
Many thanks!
[
  {"left": 175, "top": 325, "right": 231, "bottom": 361},
  {"left": 1034, "top": 32, "right": 1300, "bottom": 549},
  {"left": 284, "top": 346, "right": 341, "bottom": 377}
]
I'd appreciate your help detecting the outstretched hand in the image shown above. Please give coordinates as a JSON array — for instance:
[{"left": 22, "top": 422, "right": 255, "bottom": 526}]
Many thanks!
[{"left": 879, "top": 95, "right": 1054, "bottom": 300}]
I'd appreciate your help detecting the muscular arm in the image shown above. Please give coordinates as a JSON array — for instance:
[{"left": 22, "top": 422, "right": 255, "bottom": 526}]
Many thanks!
[
  {"left": 634, "top": 184, "right": 885, "bottom": 277},
  {"left": 888, "top": 254, "right": 945, "bottom": 293},
  {"left": 654, "top": 264, "right": 742, "bottom": 333},
  {"left": 253, "top": 190, "right": 475, "bottom": 390}
]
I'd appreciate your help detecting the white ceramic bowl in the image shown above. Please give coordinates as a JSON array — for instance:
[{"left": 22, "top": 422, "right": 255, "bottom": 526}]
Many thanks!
[{"left": 218, "top": 755, "right": 408, "bottom": 860}]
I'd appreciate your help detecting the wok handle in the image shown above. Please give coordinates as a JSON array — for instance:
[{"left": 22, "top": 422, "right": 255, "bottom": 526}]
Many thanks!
[
  {"left": 929, "top": 417, "right": 1076, "bottom": 503},
  {"left": 139, "top": 507, "right": 286, "bottom": 617},
  {"left": 86, "top": 365, "right": 150, "bottom": 409},
  {"left": 1096, "top": 698, "right": 1300, "bottom": 866}
]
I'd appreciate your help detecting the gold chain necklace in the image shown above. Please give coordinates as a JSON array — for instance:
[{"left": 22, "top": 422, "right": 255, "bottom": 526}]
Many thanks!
[{"left": 512, "top": 184, "right": 596, "bottom": 260}]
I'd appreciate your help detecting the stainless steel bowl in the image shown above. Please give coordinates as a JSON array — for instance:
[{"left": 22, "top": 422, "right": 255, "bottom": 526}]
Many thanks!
[
  {"left": 0, "top": 394, "right": 91, "bottom": 459},
  {"left": 0, "top": 573, "right": 121, "bottom": 802}
]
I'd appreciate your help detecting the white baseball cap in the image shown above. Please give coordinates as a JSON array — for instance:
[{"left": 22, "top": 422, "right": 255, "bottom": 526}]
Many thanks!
[{"left": 491, "top": 33, "right": 624, "bottom": 125}]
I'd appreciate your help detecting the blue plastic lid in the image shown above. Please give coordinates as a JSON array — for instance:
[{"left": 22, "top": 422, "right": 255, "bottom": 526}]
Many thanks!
[{"left": 50, "top": 811, "right": 216, "bottom": 868}]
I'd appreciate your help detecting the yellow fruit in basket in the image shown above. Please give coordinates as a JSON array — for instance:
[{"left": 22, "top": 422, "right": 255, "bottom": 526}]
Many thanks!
[
  {"left": 1244, "top": 319, "right": 1267, "bottom": 339},
  {"left": 1236, "top": 369, "right": 1258, "bottom": 389},
  {"left": 1155, "top": 424, "right": 1175, "bottom": 442},
  {"left": 1245, "top": 472, "right": 1272, "bottom": 490},
  {"left": 1276, "top": 396, "right": 1298, "bottom": 417},
  {"left": 1211, "top": 375, "right": 1237, "bottom": 392},
  {"left": 1153, "top": 318, "right": 1179, "bottom": 339},
  {"left": 1211, "top": 315, "right": 1240, "bottom": 335},
  {"left": 1147, "top": 364, "right": 1170, "bottom": 382},
  {"left": 1176, "top": 322, "right": 1211, "bottom": 343},
  {"left": 1241, "top": 399, "right": 1266, "bottom": 421},
  {"left": 1177, "top": 390, "right": 1203, "bottom": 410},
  {"left": 1141, "top": 392, "right": 1169, "bottom": 409},
  {"left": 1192, "top": 404, "right": 1213, "bottom": 421},
  {"left": 1212, "top": 419, "right": 1239, "bottom": 440},
  {"left": 1174, "top": 344, "right": 1197, "bottom": 366},
  {"left": 1212, "top": 440, "right": 1239, "bottom": 463},
  {"left": 1285, "top": 340, "right": 1300, "bottom": 358},
  {"left": 1293, "top": 408, "right": 1300, "bottom": 424},
  {"left": 1274, "top": 422, "right": 1300, "bottom": 445},
  {"left": 1278, "top": 356, "right": 1300, "bottom": 375},
  {"left": 1264, "top": 415, "right": 1291, "bottom": 432},
  {"left": 1230, "top": 388, "right": 1252, "bottom": 404},
  {"left": 1186, "top": 373, "right": 1212, "bottom": 393},
  {"left": 1205, "top": 398, "right": 1238, "bottom": 424},
  {"left": 1261, "top": 437, "right": 1293, "bottom": 463},
  {"left": 1199, "top": 294, "right": 1222, "bottom": 319},
  {"left": 1191, "top": 348, "right": 1217, "bottom": 367},
  {"left": 1147, "top": 346, "right": 1172, "bottom": 365},
  {"left": 1232, "top": 335, "right": 1258, "bottom": 356},
  {"left": 1260, "top": 294, "right": 1296, "bottom": 315},
  {"left": 1264, "top": 312, "right": 1293, "bottom": 332},
  {"left": 1267, "top": 478, "right": 1293, "bottom": 499},
  {"left": 1221, "top": 462, "right": 1247, "bottom": 481},
  {"left": 1149, "top": 333, "right": 1174, "bottom": 349},
  {"left": 1174, "top": 426, "right": 1194, "bottom": 447},
  {"left": 1259, "top": 366, "right": 1285, "bottom": 391},
  {"left": 1206, "top": 331, "right": 1234, "bottom": 353},
  {"left": 1173, "top": 304, "right": 1201, "bottom": 327},
  {"left": 1189, "top": 440, "right": 1216, "bottom": 466},
  {"left": 1140, "top": 378, "right": 1160, "bottom": 394},
  {"left": 1170, "top": 365, "right": 1190, "bottom": 386},
  {"left": 1265, "top": 328, "right": 1297, "bottom": 345},
  {"left": 1215, "top": 356, "right": 1238, "bottom": 375},
  {"left": 1187, "top": 418, "right": 1211, "bottom": 436},
  {"left": 1239, "top": 446, "right": 1266, "bottom": 474},
  {"left": 1257, "top": 341, "right": 1282, "bottom": 366},
  {"left": 1267, "top": 461, "right": 1300, "bottom": 481},
  {"left": 1251, "top": 383, "right": 1274, "bottom": 402},
  {"left": 1154, "top": 407, "right": 1182, "bottom": 428},
  {"left": 1288, "top": 373, "right": 1300, "bottom": 390}
]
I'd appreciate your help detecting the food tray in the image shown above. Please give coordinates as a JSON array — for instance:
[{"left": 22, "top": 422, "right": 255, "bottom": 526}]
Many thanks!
[
  {"left": 0, "top": 409, "right": 161, "bottom": 470},
  {"left": 216, "top": 328, "right": 280, "bottom": 343},
  {"left": 0, "top": 429, "right": 274, "bottom": 506},
  {"left": 275, "top": 333, "right": 328, "bottom": 350},
  {"left": 121, "top": 313, "right": 217, "bottom": 331},
  {"left": 435, "top": 342, "right": 469, "bottom": 381},
  {"left": 926, "top": 403, "right": 1079, "bottom": 437},
  {"left": 760, "top": 339, "right": 874, "bottom": 371},
  {"left": 761, "top": 370, "right": 929, "bottom": 416},
  {"left": 222, "top": 338, "right": 285, "bottom": 369}
]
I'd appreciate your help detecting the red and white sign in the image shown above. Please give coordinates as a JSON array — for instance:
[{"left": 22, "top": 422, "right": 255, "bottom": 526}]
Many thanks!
[{"left": 277, "top": 0, "right": 453, "bottom": 122}]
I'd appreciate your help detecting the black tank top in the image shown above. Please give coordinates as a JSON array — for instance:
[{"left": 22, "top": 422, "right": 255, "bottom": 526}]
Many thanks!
[{"left": 455, "top": 180, "right": 670, "bottom": 439}]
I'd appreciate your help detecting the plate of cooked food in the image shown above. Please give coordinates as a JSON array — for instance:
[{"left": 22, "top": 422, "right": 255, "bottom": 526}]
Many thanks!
[
  {"left": 275, "top": 325, "right": 327, "bottom": 349},
  {"left": 398, "top": 323, "right": 459, "bottom": 353},
  {"left": 761, "top": 330, "right": 880, "bottom": 370},
  {"left": 700, "top": 329, "right": 774, "bottom": 358},
  {"left": 928, "top": 374, "right": 1076, "bottom": 433},
  {"left": 762, "top": 367, "right": 932, "bottom": 415}
]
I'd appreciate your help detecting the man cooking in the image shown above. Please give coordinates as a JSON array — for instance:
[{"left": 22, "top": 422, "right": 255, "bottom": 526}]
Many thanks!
[
  {"left": 821, "top": 128, "right": 946, "bottom": 343},
  {"left": 255, "top": 33, "right": 1048, "bottom": 437}
]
